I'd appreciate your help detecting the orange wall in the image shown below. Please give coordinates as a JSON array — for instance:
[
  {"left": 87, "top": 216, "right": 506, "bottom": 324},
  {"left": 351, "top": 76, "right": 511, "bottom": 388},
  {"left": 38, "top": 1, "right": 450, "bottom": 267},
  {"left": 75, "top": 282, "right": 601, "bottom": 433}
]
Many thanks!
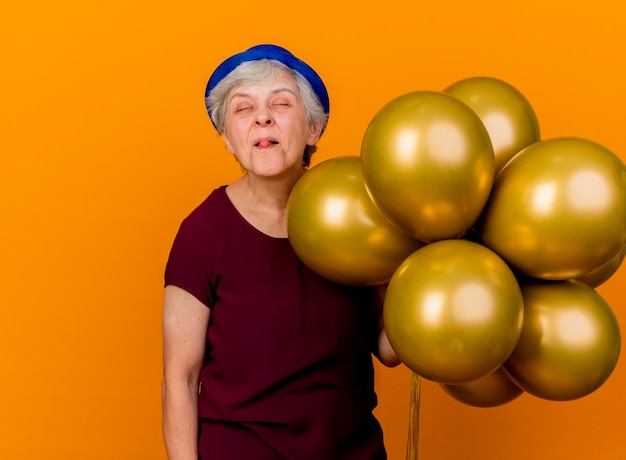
[{"left": 1, "top": 1, "right": 624, "bottom": 459}]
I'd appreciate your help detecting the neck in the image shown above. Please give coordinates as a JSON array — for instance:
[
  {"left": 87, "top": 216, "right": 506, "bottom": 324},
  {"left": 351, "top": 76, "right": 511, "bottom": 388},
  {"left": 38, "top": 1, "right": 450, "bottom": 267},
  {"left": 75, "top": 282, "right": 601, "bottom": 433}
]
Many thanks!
[
  {"left": 240, "top": 171, "right": 302, "bottom": 206},
  {"left": 226, "top": 171, "right": 305, "bottom": 238}
]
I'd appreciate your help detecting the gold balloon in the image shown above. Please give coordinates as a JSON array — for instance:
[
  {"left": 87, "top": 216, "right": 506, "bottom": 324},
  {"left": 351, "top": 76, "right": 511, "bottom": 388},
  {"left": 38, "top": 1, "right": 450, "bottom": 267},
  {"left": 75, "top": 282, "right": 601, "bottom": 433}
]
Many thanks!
[
  {"left": 383, "top": 239, "right": 524, "bottom": 384},
  {"left": 287, "top": 156, "right": 423, "bottom": 286},
  {"left": 361, "top": 91, "right": 495, "bottom": 243},
  {"left": 481, "top": 137, "right": 626, "bottom": 279},
  {"left": 441, "top": 367, "right": 523, "bottom": 408},
  {"left": 444, "top": 76, "right": 541, "bottom": 173},
  {"left": 575, "top": 243, "right": 625, "bottom": 288},
  {"left": 504, "top": 279, "right": 621, "bottom": 401}
]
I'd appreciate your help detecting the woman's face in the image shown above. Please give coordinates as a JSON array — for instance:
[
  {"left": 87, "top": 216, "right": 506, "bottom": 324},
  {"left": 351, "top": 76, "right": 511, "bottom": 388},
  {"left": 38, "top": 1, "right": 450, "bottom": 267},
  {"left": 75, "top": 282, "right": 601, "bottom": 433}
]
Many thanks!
[{"left": 221, "top": 71, "right": 322, "bottom": 178}]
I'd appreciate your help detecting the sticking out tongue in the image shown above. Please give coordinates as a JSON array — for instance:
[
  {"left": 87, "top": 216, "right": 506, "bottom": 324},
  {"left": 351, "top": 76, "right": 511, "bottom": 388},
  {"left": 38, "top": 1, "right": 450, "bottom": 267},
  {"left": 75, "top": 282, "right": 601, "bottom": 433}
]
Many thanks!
[{"left": 256, "top": 139, "right": 276, "bottom": 149}]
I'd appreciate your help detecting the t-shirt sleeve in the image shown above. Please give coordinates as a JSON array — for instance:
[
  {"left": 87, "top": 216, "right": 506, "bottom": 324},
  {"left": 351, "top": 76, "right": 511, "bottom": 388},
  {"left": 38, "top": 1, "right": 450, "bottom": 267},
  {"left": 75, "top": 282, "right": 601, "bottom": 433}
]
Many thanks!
[{"left": 164, "top": 217, "right": 214, "bottom": 308}]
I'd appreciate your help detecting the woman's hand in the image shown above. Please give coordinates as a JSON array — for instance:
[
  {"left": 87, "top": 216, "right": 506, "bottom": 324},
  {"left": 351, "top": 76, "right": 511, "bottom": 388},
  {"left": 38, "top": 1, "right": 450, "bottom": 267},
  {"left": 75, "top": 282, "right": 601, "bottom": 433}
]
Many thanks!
[
  {"left": 373, "top": 284, "right": 401, "bottom": 367},
  {"left": 377, "top": 327, "right": 401, "bottom": 367}
]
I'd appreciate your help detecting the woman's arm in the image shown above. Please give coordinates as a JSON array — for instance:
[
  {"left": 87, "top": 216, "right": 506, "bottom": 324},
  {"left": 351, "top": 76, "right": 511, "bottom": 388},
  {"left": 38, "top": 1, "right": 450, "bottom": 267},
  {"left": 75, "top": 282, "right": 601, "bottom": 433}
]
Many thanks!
[{"left": 162, "top": 285, "right": 211, "bottom": 460}]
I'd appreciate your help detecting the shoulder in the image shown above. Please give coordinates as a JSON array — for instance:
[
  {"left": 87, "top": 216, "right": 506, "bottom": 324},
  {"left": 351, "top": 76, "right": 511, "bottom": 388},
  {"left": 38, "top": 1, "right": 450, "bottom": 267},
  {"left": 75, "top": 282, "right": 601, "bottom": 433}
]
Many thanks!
[
  {"left": 177, "top": 186, "right": 230, "bottom": 238},
  {"left": 182, "top": 186, "right": 228, "bottom": 223},
  {"left": 165, "top": 187, "right": 230, "bottom": 305}
]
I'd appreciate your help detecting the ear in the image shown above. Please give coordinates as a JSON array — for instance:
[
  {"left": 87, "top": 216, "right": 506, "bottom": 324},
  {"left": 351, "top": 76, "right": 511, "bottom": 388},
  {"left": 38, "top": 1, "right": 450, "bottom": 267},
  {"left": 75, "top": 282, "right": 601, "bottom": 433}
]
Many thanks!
[
  {"left": 307, "top": 121, "right": 324, "bottom": 146},
  {"left": 220, "top": 130, "right": 236, "bottom": 154}
]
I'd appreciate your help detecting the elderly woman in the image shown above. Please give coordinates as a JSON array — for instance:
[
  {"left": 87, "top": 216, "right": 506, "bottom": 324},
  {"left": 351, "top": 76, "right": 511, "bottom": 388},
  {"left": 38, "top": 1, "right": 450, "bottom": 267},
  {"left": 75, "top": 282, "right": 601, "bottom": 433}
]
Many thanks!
[{"left": 162, "top": 44, "right": 399, "bottom": 460}]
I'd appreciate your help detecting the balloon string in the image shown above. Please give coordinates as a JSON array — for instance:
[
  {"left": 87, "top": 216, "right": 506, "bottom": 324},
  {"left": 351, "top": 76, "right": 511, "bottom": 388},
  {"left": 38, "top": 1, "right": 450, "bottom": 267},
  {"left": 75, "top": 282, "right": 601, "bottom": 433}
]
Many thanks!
[{"left": 406, "top": 372, "right": 421, "bottom": 460}]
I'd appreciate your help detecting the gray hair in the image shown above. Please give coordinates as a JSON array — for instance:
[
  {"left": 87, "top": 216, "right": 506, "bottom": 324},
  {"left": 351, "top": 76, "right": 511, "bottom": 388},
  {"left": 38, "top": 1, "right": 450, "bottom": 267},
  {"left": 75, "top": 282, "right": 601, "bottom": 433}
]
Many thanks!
[{"left": 206, "top": 59, "right": 328, "bottom": 168}]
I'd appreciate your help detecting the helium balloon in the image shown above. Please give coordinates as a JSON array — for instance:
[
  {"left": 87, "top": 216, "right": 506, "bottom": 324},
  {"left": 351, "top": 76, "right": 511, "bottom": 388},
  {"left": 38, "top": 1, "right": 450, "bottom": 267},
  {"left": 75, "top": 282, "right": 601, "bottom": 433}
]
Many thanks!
[
  {"left": 504, "top": 279, "right": 621, "bottom": 401},
  {"left": 444, "top": 76, "right": 540, "bottom": 173},
  {"left": 383, "top": 239, "right": 524, "bottom": 384},
  {"left": 361, "top": 91, "right": 495, "bottom": 243},
  {"left": 481, "top": 137, "right": 626, "bottom": 279},
  {"left": 287, "top": 156, "right": 423, "bottom": 286},
  {"left": 441, "top": 367, "right": 523, "bottom": 408},
  {"left": 575, "top": 243, "right": 625, "bottom": 288}
]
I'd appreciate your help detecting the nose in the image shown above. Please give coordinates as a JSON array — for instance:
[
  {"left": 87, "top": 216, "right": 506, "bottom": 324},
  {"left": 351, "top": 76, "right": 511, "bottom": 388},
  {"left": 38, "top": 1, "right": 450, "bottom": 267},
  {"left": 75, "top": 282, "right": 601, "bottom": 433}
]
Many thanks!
[{"left": 255, "top": 108, "right": 274, "bottom": 126}]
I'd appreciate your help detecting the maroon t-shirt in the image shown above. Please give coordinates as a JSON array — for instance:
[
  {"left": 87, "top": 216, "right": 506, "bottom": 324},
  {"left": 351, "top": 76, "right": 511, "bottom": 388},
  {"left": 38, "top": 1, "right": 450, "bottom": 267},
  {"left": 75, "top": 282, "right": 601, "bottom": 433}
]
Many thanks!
[{"left": 165, "top": 186, "right": 386, "bottom": 459}]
